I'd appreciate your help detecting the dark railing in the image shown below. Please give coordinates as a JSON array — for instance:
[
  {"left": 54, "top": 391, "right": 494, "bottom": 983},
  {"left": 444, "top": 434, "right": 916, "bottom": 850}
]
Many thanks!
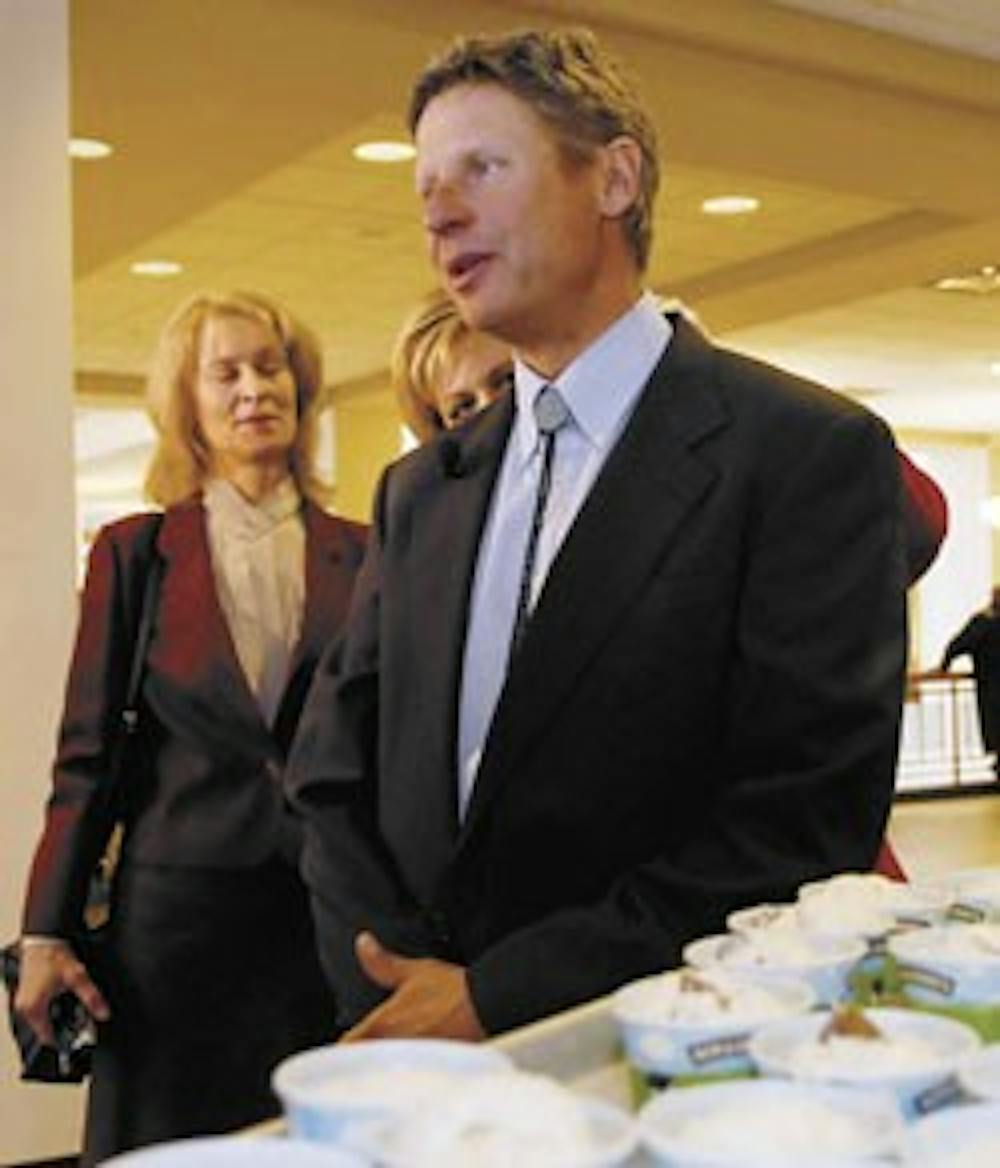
[{"left": 897, "top": 669, "right": 995, "bottom": 795}]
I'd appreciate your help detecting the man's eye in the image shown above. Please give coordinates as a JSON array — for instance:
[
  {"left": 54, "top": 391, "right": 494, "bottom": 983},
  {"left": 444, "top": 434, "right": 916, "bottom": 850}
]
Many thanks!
[{"left": 470, "top": 155, "right": 504, "bottom": 178}]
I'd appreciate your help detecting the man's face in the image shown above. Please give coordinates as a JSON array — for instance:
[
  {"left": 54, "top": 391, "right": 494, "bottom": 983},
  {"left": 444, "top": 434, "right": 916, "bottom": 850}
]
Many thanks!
[{"left": 415, "top": 83, "right": 607, "bottom": 353}]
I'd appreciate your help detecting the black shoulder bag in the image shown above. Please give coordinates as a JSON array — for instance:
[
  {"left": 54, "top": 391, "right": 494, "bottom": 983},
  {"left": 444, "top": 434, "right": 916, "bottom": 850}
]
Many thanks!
[{"left": 2, "top": 518, "right": 163, "bottom": 1082}]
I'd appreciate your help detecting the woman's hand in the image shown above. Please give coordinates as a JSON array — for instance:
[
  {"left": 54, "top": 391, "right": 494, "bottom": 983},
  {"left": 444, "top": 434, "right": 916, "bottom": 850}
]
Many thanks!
[{"left": 14, "top": 940, "right": 110, "bottom": 1046}]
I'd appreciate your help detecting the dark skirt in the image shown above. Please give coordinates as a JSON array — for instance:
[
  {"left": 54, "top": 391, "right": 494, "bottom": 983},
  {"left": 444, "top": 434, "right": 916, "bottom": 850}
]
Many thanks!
[{"left": 83, "top": 857, "right": 336, "bottom": 1166}]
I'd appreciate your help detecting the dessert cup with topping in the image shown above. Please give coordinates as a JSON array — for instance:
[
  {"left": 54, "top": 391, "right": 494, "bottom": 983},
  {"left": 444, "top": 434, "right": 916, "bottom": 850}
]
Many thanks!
[
  {"left": 272, "top": 1038, "right": 512, "bottom": 1153},
  {"left": 639, "top": 1077, "right": 904, "bottom": 1166},
  {"left": 749, "top": 1005, "right": 981, "bottom": 1120},
  {"left": 683, "top": 928, "right": 866, "bottom": 1006},
  {"left": 612, "top": 966, "right": 815, "bottom": 1079}
]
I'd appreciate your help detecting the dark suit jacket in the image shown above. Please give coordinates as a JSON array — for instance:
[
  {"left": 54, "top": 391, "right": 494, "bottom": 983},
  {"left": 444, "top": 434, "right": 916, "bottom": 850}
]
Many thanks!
[
  {"left": 289, "top": 316, "right": 907, "bottom": 1035},
  {"left": 942, "top": 610, "right": 1000, "bottom": 750},
  {"left": 23, "top": 497, "right": 367, "bottom": 937}
]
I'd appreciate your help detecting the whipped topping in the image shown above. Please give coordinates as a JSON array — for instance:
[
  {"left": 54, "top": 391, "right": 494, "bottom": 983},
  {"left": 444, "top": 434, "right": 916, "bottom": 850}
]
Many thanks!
[
  {"left": 301, "top": 1067, "right": 482, "bottom": 1108},
  {"left": 667, "top": 1096, "right": 878, "bottom": 1160},
  {"left": 896, "top": 923, "right": 1000, "bottom": 961},
  {"left": 622, "top": 969, "right": 800, "bottom": 1025},
  {"left": 385, "top": 1073, "right": 597, "bottom": 1168},
  {"left": 729, "top": 904, "right": 799, "bottom": 933},
  {"left": 713, "top": 929, "right": 853, "bottom": 968},
  {"left": 787, "top": 1030, "right": 944, "bottom": 1078},
  {"left": 796, "top": 873, "right": 950, "bottom": 936}
]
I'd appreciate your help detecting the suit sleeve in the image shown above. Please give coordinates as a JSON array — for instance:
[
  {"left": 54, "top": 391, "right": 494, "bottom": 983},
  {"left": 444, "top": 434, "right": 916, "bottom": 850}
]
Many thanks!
[
  {"left": 288, "top": 471, "right": 433, "bottom": 1026},
  {"left": 22, "top": 528, "right": 137, "bottom": 937},
  {"left": 941, "top": 616, "right": 985, "bottom": 670},
  {"left": 467, "top": 407, "right": 907, "bottom": 1034}
]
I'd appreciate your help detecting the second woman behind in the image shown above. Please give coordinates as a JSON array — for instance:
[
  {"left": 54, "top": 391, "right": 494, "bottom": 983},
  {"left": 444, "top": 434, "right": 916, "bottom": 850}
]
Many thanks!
[{"left": 16, "top": 291, "right": 366, "bottom": 1164}]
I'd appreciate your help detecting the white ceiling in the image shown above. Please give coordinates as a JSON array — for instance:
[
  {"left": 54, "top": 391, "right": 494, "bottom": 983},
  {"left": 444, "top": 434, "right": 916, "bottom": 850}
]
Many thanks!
[
  {"left": 773, "top": 0, "right": 1000, "bottom": 62},
  {"left": 70, "top": 0, "right": 1000, "bottom": 496}
]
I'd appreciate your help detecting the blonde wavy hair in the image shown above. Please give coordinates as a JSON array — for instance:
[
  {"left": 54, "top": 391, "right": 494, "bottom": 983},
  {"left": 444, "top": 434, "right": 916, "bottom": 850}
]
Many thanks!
[
  {"left": 408, "top": 27, "right": 659, "bottom": 271},
  {"left": 144, "top": 291, "right": 330, "bottom": 506},
  {"left": 391, "top": 288, "right": 475, "bottom": 443}
]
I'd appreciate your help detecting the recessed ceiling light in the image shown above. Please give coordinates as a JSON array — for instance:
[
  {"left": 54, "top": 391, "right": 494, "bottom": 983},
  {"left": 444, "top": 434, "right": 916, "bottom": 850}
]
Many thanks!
[
  {"left": 352, "top": 141, "right": 416, "bottom": 163},
  {"left": 701, "top": 195, "right": 760, "bottom": 216},
  {"left": 69, "top": 137, "right": 113, "bottom": 160},
  {"left": 932, "top": 265, "right": 1000, "bottom": 294},
  {"left": 130, "top": 260, "right": 183, "bottom": 277}
]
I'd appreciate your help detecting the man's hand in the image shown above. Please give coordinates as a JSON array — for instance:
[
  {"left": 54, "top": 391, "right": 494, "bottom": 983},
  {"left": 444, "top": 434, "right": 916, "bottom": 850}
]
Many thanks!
[
  {"left": 14, "top": 941, "right": 110, "bottom": 1046},
  {"left": 341, "top": 931, "right": 485, "bottom": 1043}
]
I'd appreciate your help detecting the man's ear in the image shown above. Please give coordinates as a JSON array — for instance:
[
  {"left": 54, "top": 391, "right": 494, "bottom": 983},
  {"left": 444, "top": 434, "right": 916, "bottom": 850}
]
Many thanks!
[{"left": 598, "top": 135, "right": 643, "bottom": 220}]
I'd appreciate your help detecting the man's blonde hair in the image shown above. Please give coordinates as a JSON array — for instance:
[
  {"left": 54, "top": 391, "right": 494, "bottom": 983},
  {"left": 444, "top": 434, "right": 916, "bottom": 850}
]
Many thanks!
[
  {"left": 409, "top": 27, "right": 659, "bottom": 271},
  {"left": 144, "top": 290, "right": 329, "bottom": 506}
]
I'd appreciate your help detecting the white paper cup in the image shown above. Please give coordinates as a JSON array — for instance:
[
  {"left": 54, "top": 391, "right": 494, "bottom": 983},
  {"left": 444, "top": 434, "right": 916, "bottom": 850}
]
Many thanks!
[
  {"left": 104, "top": 1136, "right": 367, "bottom": 1167},
  {"left": 749, "top": 1007, "right": 980, "bottom": 1121},
  {"left": 946, "top": 868, "right": 1000, "bottom": 923},
  {"left": 272, "top": 1039, "right": 512, "bottom": 1153},
  {"left": 900, "top": 1102, "right": 1000, "bottom": 1166},
  {"left": 958, "top": 1044, "right": 1000, "bottom": 1104},
  {"left": 888, "top": 924, "right": 1000, "bottom": 1006},
  {"left": 683, "top": 930, "right": 865, "bottom": 1006},
  {"left": 639, "top": 1077, "right": 903, "bottom": 1166},
  {"left": 612, "top": 967, "right": 815, "bottom": 1079},
  {"left": 379, "top": 1072, "right": 636, "bottom": 1168}
]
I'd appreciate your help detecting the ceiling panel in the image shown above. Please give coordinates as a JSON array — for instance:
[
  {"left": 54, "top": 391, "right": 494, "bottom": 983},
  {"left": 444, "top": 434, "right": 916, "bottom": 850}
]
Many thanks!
[{"left": 70, "top": 0, "right": 1000, "bottom": 485}]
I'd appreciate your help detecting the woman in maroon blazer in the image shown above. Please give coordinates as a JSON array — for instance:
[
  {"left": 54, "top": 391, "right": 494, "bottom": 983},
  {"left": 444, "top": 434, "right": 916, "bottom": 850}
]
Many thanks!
[{"left": 15, "top": 291, "right": 366, "bottom": 1164}]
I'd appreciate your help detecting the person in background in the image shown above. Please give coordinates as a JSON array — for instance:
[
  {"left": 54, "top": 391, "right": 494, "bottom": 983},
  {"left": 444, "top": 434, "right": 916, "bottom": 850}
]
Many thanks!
[
  {"left": 392, "top": 286, "right": 513, "bottom": 440},
  {"left": 15, "top": 291, "right": 366, "bottom": 1165},
  {"left": 940, "top": 586, "right": 1000, "bottom": 777},
  {"left": 288, "top": 27, "right": 908, "bottom": 1043}
]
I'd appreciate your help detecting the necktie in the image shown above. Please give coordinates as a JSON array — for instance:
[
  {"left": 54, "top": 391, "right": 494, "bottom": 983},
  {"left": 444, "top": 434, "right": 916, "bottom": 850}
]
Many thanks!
[{"left": 509, "top": 384, "right": 570, "bottom": 658}]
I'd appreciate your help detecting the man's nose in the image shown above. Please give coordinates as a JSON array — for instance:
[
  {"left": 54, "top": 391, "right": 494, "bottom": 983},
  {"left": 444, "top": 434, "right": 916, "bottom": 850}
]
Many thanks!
[{"left": 424, "top": 184, "right": 470, "bottom": 237}]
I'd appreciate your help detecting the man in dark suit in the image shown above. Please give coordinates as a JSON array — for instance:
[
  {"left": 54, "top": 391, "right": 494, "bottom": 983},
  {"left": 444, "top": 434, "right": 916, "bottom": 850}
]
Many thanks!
[
  {"left": 941, "top": 587, "right": 1000, "bottom": 772},
  {"left": 288, "top": 27, "right": 907, "bottom": 1040}
]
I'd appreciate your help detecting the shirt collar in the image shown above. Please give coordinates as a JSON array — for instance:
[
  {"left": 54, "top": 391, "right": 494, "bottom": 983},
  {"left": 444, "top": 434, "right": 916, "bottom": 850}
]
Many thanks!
[
  {"left": 511, "top": 292, "right": 672, "bottom": 466},
  {"left": 203, "top": 476, "right": 301, "bottom": 540}
]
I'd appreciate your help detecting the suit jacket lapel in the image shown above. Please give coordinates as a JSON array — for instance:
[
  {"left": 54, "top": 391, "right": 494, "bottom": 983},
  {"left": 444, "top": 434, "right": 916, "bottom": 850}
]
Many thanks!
[
  {"left": 287, "top": 503, "right": 351, "bottom": 680},
  {"left": 401, "top": 396, "right": 514, "bottom": 848},
  {"left": 459, "top": 318, "right": 731, "bottom": 841}
]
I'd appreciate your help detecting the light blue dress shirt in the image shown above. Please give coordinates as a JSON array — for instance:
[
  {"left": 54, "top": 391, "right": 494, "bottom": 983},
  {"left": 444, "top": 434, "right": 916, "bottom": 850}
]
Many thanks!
[{"left": 456, "top": 294, "right": 673, "bottom": 817}]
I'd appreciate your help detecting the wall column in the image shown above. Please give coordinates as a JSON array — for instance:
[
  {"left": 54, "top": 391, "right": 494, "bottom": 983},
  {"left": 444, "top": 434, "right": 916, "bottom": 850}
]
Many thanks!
[{"left": 0, "top": 0, "right": 84, "bottom": 1157}]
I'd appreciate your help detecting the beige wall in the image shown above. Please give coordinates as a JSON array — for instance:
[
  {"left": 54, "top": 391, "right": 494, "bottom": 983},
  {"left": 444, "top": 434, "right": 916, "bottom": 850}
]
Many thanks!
[
  {"left": 0, "top": 0, "right": 88, "bottom": 1159},
  {"left": 333, "top": 384, "right": 403, "bottom": 524}
]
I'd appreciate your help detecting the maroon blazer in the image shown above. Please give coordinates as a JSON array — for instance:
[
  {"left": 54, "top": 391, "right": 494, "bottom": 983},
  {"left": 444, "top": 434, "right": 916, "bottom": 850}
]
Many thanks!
[
  {"left": 899, "top": 452, "right": 947, "bottom": 584},
  {"left": 23, "top": 497, "right": 366, "bottom": 937}
]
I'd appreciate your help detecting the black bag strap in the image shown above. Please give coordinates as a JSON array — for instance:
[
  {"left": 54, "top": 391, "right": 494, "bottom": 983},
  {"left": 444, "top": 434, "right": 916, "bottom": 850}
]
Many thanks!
[
  {"left": 119, "top": 518, "right": 164, "bottom": 744},
  {"left": 106, "top": 515, "right": 164, "bottom": 803}
]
